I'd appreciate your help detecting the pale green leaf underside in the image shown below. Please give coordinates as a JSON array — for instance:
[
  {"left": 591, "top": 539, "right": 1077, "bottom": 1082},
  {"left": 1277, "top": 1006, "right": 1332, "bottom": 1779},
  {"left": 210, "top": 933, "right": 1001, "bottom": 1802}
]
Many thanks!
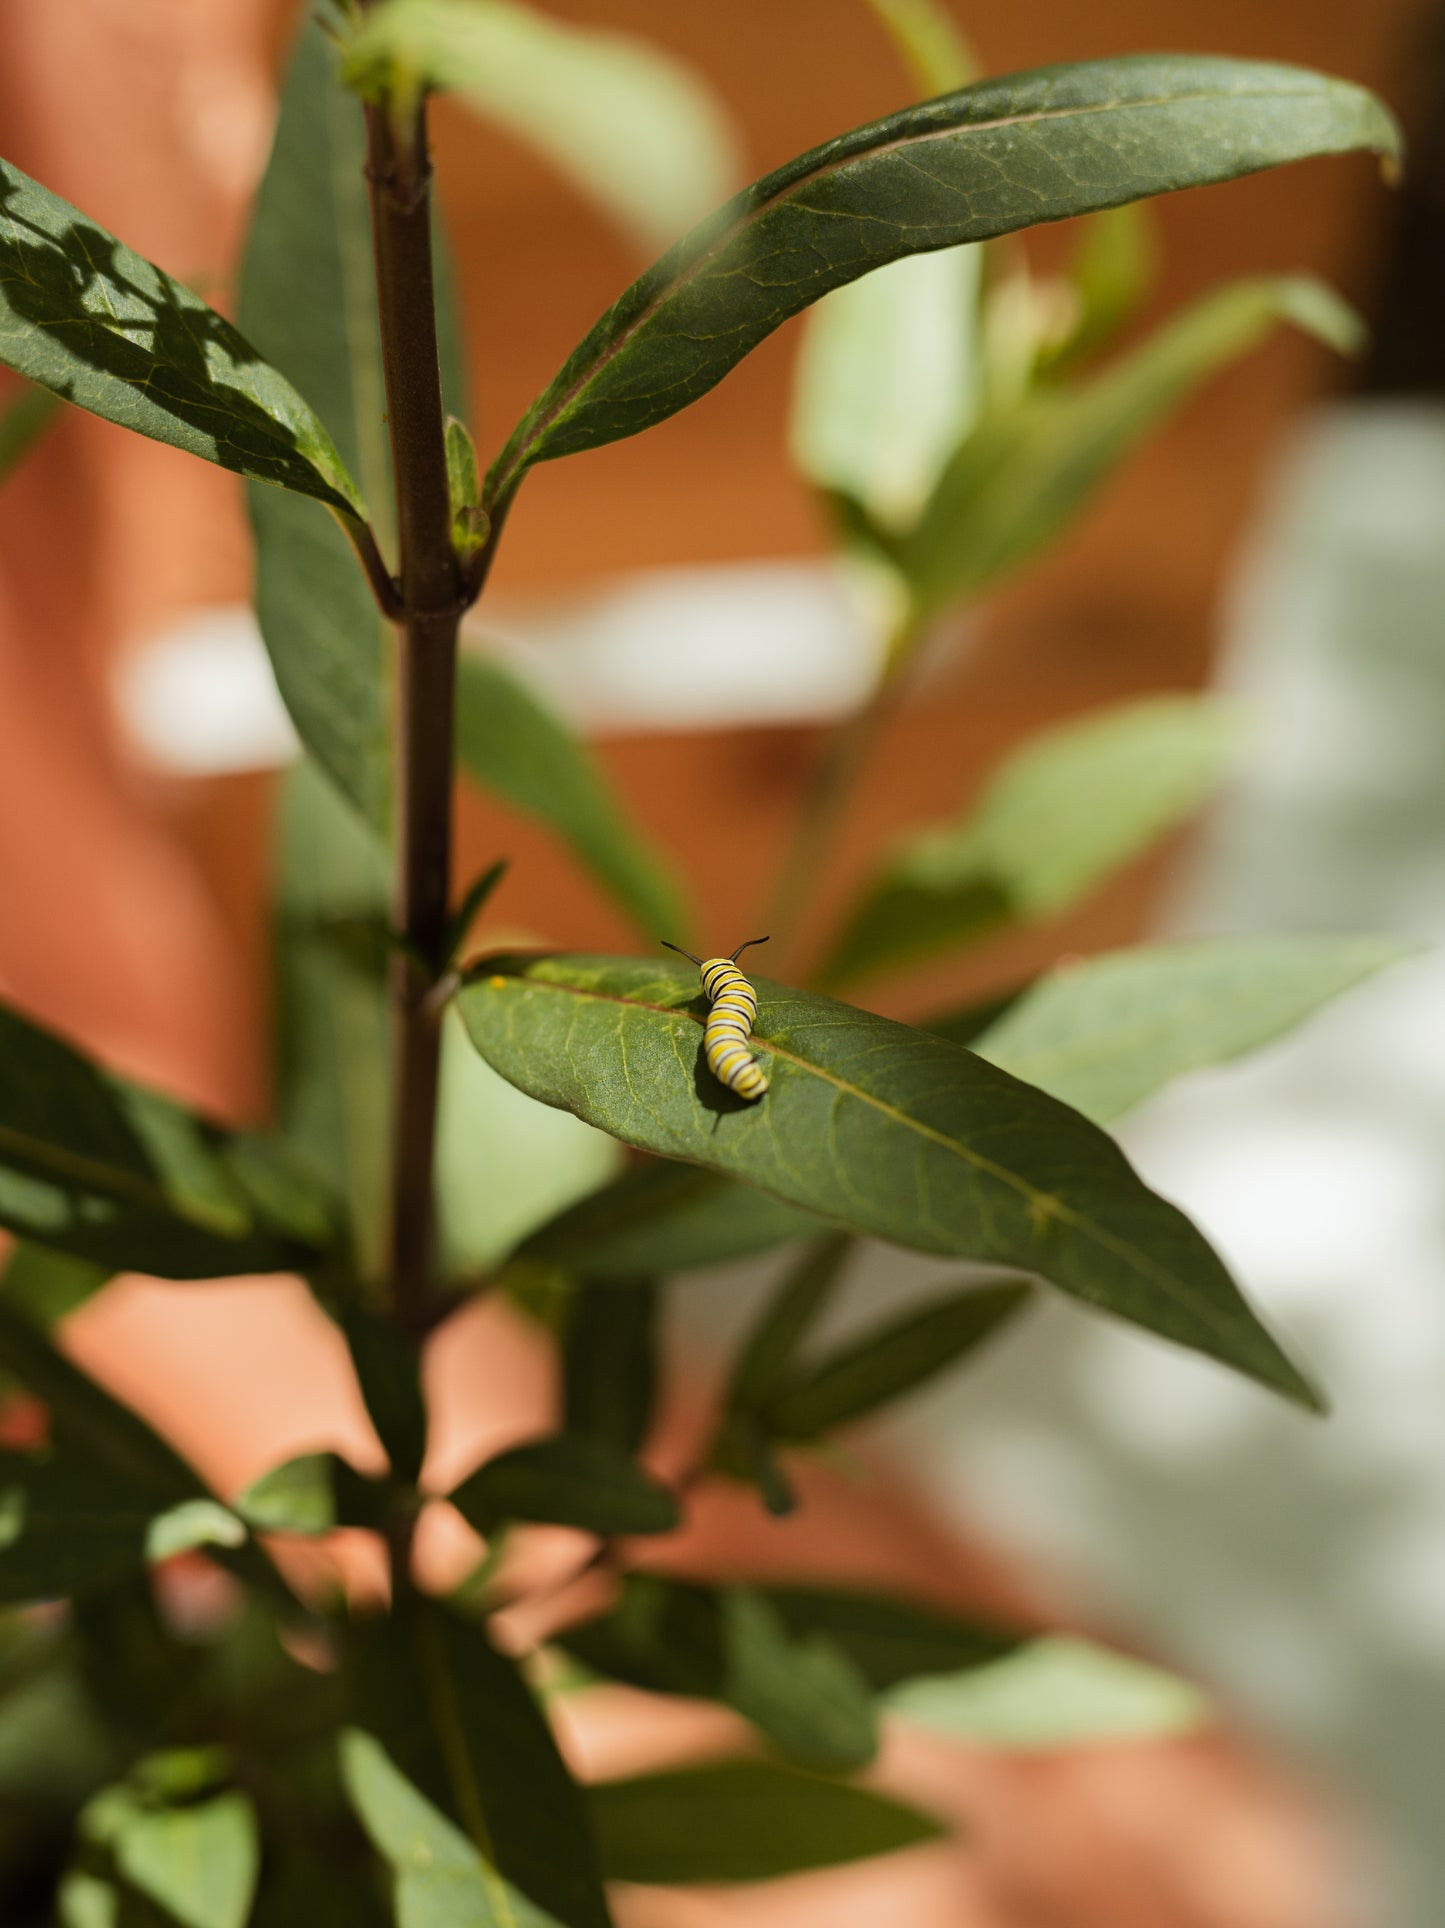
[
  {"left": 485, "top": 55, "right": 1397, "bottom": 508},
  {"left": 887, "top": 1634, "right": 1209, "bottom": 1748},
  {"left": 0, "top": 156, "right": 361, "bottom": 514},
  {"left": 974, "top": 934, "right": 1415, "bottom": 1124},
  {"left": 899, "top": 273, "right": 1364, "bottom": 617},
  {"left": 816, "top": 694, "right": 1243, "bottom": 989},
  {"left": 345, "top": 0, "right": 741, "bottom": 252},
  {"left": 455, "top": 651, "right": 691, "bottom": 943},
  {"left": 458, "top": 955, "right": 1318, "bottom": 1405}
]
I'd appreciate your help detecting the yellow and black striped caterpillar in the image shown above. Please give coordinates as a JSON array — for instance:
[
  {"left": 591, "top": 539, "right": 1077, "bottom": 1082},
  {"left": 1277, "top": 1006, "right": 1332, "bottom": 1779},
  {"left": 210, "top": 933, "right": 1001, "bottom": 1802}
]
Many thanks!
[{"left": 662, "top": 937, "right": 771, "bottom": 1101}]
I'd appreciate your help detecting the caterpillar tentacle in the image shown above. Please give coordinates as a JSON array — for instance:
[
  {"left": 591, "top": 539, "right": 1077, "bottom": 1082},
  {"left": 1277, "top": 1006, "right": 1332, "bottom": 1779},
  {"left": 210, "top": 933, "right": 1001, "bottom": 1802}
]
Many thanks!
[{"left": 661, "top": 937, "right": 771, "bottom": 1102}]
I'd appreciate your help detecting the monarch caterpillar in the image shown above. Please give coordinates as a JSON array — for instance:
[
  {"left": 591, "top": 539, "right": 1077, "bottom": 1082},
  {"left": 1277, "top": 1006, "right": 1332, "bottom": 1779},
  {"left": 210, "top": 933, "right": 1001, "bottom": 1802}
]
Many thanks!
[{"left": 661, "top": 936, "right": 771, "bottom": 1101}]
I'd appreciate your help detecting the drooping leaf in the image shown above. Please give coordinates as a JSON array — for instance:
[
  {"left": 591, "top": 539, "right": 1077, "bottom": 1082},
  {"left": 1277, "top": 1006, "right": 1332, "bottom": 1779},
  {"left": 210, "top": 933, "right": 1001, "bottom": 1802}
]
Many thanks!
[
  {"left": 0, "top": 153, "right": 366, "bottom": 521},
  {"left": 0, "top": 1243, "right": 110, "bottom": 1328},
  {"left": 815, "top": 695, "right": 1243, "bottom": 989},
  {"left": 562, "top": 1280, "right": 658, "bottom": 1455},
  {"left": 0, "top": 1000, "right": 321, "bottom": 1279},
  {"left": 725, "top": 1235, "right": 853, "bottom": 1415},
  {"left": 483, "top": 57, "right": 1397, "bottom": 511},
  {"left": 0, "top": 377, "right": 60, "bottom": 483},
  {"left": 0, "top": 1302, "right": 198, "bottom": 1497},
  {"left": 899, "top": 275, "right": 1365, "bottom": 617},
  {"left": 559, "top": 1573, "right": 1021, "bottom": 1705},
  {"left": 78, "top": 1769, "right": 259, "bottom": 1928},
  {"left": 589, "top": 1757, "right": 941, "bottom": 1884},
  {"left": 455, "top": 650, "right": 691, "bottom": 944},
  {"left": 458, "top": 955, "right": 1318, "bottom": 1405},
  {"left": 449, "top": 1434, "right": 678, "bottom": 1539},
  {"left": 343, "top": 0, "right": 740, "bottom": 252},
  {"left": 721, "top": 1588, "right": 878, "bottom": 1773},
  {"left": 765, "top": 1280, "right": 1033, "bottom": 1439},
  {"left": 0, "top": 1453, "right": 240, "bottom": 1605},
  {"left": 518, "top": 1161, "right": 826, "bottom": 1280},
  {"left": 341, "top": 1727, "right": 565, "bottom": 1927},
  {"left": 274, "top": 757, "right": 391, "bottom": 1284},
  {"left": 972, "top": 934, "right": 1414, "bottom": 1124},
  {"left": 790, "top": 245, "right": 983, "bottom": 535},
  {"left": 886, "top": 1634, "right": 1209, "bottom": 1747},
  {"left": 239, "top": 18, "right": 395, "bottom": 831},
  {"left": 348, "top": 1590, "right": 612, "bottom": 1928}
]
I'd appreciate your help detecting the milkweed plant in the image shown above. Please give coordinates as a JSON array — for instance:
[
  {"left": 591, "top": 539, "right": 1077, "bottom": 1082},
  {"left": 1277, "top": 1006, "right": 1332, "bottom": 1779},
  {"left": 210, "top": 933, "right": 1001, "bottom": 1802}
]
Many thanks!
[{"left": 0, "top": 0, "right": 1410, "bottom": 1919}]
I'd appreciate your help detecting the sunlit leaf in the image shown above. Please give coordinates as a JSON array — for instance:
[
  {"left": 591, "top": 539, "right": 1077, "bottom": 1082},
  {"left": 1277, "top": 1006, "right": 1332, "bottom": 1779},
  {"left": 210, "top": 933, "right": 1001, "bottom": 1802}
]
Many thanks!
[
  {"left": 973, "top": 934, "right": 1415, "bottom": 1123},
  {"left": 887, "top": 1634, "right": 1210, "bottom": 1747},
  {"left": 900, "top": 276, "right": 1365, "bottom": 617},
  {"left": 458, "top": 954, "right": 1318, "bottom": 1405},
  {"left": 589, "top": 1757, "right": 941, "bottom": 1883},
  {"left": 815, "top": 695, "right": 1242, "bottom": 989},
  {"left": 485, "top": 56, "right": 1396, "bottom": 510},
  {"left": 455, "top": 650, "right": 691, "bottom": 944},
  {"left": 344, "top": 0, "right": 740, "bottom": 251},
  {"left": 78, "top": 1769, "right": 259, "bottom": 1928}
]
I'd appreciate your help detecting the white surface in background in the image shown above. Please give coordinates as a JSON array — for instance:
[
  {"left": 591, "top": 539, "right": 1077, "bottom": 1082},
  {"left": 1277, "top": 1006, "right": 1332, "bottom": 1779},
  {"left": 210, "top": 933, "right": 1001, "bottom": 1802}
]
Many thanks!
[{"left": 114, "top": 558, "right": 883, "bottom": 773}]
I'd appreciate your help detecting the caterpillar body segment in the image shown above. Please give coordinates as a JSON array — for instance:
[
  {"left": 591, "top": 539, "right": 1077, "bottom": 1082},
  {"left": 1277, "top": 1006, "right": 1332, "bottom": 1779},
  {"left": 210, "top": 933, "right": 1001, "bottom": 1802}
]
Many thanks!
[{"left": 662, "top": 937, "right": 771, "bottom": 1102}]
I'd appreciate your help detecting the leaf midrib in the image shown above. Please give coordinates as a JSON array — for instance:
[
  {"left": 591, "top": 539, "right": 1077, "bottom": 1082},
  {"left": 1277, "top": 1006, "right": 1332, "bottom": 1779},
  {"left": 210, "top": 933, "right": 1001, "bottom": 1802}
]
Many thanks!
[
  {"left": 489, "top": 81, "right": 1338, "bottom": 501},
  {"left": 485, "top": 973, "right": 1250, "bottom": 1348}
]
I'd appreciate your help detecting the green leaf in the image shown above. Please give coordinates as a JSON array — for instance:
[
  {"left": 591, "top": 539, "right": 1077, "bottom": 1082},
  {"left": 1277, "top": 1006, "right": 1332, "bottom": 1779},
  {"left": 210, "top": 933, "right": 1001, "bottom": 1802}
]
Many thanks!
[
  {"left": 562, "top": 1281, "right": 658, "bottom": 1454},
  {"left": 349, "top": 1590, "right": 612, "bottom": 1928},
  {"left": 0, "top": 1454, "right": 212, "bottom": 1605},
  {"left": 447, "top": 860, "right": 509, "bottom": 965},
  {"left": 274, "top": 757, "right": 391, "bottom": 1283},
  {"left": 0, "top": 1302, "right": 198, "bottom": 1496},
  {"left": 589, "top": 1758, "right": 942, "bottom": 1884},
  {"left": 900, "top": 275, "right": 1365, "bottom": 616},
  {"left": 142, "top": 1500, "right": 246, "bottom": 1565},
  {"left": 765, "top": 1280, "right": 1033, "bottom": 1439},
  {"left": 518, "top": 1161, "right": 825, "bottom": 1280},
  {"left": 436, "top": 1006, "right": 624, "bottom": 1283},
  {"left": 449, "top": 1434, "right": 677, "bottom": 1538},
  {"left": 455, "top": 650, "right": 690, "bottom": 944},
  {"left": 726, "top": 1234, "right": 853, "bottom": 1414},
  {"left": 0, "top": 1243, "right": 110, "bottom": 1328},
  {"left": 0, "top": 999, "right": 319, "bottom": 1280},
  {"left": 0, "top": 156, "right": 362, "bottom": 516},
  {"left": 341, "top": 1309, "right": 428, "bottom": 1486},
  {"left": 343, "top": 0, "right": 740, "bottom": 252},
  {"left": 763, "top": 1584, "right": 1022, "bottom": 1688},
  {"left": 1043, "top": 202, "right": 1156, "bottom": 374},
  {"left": 816, "top": 695, "right": 1243, "bottom": 990},
  {"left": 863, "top": 0, "right": 979, "bottom": 93},
  {"left": 886, "top": 1634, "right": 1209, "bottom": 1747},
  {"left": 790, "top": 244, "right": 983, "bottom": 534},
  {"left": 341, "top": 1727, "right": 566, "bottom": 1927},
  {"left": 234, "top": 1451, "right": 385, "bottom": 1537},
  {"left": 458, "top": 955, "right": 1319, "bottom": 1405},
  {"left": 79, "top": 1772, "right": 260, "bottom": 1928},
  {"left": 973, "top": 934, "right": 1415, "bottom": 1124},
  {"left": 239, "top": 18, "right": 395, "bottom": 831},
  {"left": 0, "top": 377, "right": 60, "bottom": 482},
  {"left": 721, "top": 1588, "right": 878, "bottom": 1773},
  {"left": 484, "top": 56, "right": 1397, "bottom": 511}
]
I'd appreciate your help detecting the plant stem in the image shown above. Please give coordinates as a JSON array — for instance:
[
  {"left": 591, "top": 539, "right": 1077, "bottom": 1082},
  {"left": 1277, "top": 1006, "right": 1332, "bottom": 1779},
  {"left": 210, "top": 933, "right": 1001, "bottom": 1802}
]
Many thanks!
[{"left": 365, "top": 96, "right": 466, "bottom": 1339}]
